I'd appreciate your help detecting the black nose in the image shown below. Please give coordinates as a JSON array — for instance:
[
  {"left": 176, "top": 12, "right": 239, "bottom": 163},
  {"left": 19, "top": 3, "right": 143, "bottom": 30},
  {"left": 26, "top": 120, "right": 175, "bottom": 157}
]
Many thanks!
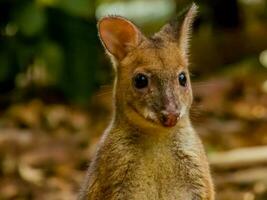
[{"left": 160, "top": 112, "right": 179, "bottom": 127}]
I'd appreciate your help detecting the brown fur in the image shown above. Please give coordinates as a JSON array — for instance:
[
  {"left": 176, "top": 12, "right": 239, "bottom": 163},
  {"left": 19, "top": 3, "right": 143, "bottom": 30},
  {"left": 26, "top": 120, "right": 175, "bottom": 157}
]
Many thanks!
[{"left": 79, "top": 3, "right": 214, "bottom": 200}]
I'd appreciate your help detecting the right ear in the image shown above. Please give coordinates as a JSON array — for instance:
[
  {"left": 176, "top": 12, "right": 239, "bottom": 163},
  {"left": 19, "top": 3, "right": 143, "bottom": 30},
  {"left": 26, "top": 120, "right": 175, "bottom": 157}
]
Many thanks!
[{"left": 98, "top": 16, "right": 143, "bottom": 61}]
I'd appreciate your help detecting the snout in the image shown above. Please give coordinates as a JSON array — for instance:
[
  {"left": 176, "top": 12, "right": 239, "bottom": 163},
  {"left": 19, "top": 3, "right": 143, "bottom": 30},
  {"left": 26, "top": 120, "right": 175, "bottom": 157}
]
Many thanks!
[{"left": 160, "top": 111, "right": 180, "bottom": 127}]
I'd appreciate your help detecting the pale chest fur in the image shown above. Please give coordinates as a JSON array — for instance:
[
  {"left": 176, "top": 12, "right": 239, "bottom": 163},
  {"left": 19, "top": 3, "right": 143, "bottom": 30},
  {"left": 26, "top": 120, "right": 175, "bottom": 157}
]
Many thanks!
[
  {"left": 83, "top": 127, "right": 212, "bottom": 200},
  {"left": 120, "top": 142, "right": 194, "bottom": 200}
]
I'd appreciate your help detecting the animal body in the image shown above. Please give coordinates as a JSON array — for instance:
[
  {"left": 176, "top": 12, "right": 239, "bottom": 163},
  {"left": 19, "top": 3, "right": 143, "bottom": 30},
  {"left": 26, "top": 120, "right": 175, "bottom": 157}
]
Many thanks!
[{"left": 79, "top": 3, "right": 214, "bottom": 200}]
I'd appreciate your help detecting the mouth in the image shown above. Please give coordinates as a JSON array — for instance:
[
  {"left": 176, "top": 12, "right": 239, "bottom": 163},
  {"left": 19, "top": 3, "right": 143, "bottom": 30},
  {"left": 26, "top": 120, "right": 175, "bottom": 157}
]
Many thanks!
[
  {"left": 130, "top": 104, "right": 158, "bottom": 124},
  {"left": 129, "top": 104, "right": 179, "bottom": 128}
]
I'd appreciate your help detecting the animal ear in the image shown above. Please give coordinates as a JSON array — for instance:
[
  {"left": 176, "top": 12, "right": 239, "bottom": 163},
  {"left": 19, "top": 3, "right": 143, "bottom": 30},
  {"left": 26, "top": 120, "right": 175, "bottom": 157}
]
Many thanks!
[
  {"left": 158, "top": 3, "right": 198, "bottom": 59},
  {"left": 178, "top": 3, "right": 198, "bottom": 58},
  {"left": 98, "top": 16, "right": 143, "bottom": 61}
]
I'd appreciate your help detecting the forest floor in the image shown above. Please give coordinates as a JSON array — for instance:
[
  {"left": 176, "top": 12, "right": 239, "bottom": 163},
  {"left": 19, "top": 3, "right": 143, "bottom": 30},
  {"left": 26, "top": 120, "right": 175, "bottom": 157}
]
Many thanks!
[{"left": 0, "top": 59, "right": 267, "bottom": 200}]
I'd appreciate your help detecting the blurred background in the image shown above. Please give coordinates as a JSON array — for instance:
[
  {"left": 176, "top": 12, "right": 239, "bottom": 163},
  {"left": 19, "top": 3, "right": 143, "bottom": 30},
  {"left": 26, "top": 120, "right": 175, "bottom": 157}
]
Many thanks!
[{"left": 0, "top": 0, "right": 267, "bottom": 199}]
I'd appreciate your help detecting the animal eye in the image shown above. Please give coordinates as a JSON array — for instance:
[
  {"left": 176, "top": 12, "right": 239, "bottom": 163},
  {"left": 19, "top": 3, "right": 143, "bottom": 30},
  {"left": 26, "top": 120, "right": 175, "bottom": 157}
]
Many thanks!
[
  {"left": 133, "top": 73, "right": 149, "bottom": 89},
  {"left": 178, "top": 72, "right": 187, "bottom": 87}
]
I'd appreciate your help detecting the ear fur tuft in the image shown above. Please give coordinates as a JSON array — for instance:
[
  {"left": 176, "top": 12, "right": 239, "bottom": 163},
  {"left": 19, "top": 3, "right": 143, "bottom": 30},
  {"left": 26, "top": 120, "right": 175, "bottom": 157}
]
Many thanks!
[
  {"left": 156, "top": 3, "right": 198, "bottom": 60},
  {"left": 178, "top": 3, "right": 198, "bottom": 58}
]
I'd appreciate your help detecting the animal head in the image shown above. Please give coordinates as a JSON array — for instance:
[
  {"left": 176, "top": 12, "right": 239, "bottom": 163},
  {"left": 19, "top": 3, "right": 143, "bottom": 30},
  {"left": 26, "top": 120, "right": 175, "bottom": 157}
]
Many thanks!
[{"left": 98, "top": 3, "right": 197, "bottom": 130}]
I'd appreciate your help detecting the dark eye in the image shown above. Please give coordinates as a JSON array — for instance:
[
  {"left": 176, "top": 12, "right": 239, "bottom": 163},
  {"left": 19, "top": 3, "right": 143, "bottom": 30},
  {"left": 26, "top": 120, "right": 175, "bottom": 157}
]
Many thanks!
[
  {"left": 133, "top": 73, "right": 149, "bottom": 89},
  {"left": 178, "top": 72, "right": 187, "bottom": 87}
]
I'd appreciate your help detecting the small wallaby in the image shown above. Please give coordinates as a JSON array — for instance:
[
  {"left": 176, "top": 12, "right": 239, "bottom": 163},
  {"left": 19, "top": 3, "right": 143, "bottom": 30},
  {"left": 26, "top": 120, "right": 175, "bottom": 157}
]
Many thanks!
[{"left": 79, "top": 3, "right": 214, "bottom": 200}]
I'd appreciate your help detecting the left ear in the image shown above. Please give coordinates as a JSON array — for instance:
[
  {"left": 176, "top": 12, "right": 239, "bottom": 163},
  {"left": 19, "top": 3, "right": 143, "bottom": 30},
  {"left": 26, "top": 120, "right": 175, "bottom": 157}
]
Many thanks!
[
  {"left": 178, "top": 3, "right": 197, "bottom": 59},
  {"left": 158, "top": 3, "right": 198, "bottom": 60}
]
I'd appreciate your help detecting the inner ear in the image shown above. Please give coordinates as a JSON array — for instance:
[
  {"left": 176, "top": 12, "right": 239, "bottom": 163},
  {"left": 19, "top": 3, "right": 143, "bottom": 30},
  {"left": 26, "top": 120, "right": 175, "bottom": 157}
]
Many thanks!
[{"left": 98, "top": 16, "right": 143, "bottom": 60}]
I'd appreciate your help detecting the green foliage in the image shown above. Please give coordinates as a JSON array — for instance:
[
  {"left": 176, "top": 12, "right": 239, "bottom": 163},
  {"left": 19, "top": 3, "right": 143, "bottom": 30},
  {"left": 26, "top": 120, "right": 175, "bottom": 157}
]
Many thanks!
[
  {"left": 14, "top": 2, "right": 46, "bottom": 37},
  {"left": 0, "top": 0, "right": 105, "bottom": 103},
  {"left": 0, "top": 52, "right": 10, "bottom": 81},
  {"left": 55, "top": 0, "right": 95, "bottom": 17}
]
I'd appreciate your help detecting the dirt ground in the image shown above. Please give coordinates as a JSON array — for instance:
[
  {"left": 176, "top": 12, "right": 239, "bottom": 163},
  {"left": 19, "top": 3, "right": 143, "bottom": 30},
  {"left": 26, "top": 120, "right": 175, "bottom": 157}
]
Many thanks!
[{"left": 0, "top": 60, "right": 267, "bottom": 200}]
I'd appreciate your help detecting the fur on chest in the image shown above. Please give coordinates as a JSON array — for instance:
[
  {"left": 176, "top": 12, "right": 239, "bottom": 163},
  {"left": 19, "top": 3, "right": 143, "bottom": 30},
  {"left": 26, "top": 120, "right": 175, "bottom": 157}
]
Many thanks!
[{"left": 104, "top": 146, "right": 197, "bottom": 199}]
